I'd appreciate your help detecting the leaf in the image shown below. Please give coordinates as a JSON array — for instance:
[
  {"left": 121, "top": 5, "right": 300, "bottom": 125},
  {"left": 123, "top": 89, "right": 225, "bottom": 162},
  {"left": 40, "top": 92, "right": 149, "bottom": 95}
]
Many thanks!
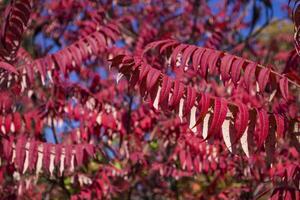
[
  {"left": 65, "top": 145, "right": 72, "bottom": 169},
  {"left": 59, "top": 152, "right": 65, "bottom": 176},
  {"left": 84, "top": 144, "right": 95, "bottom": 157},
  {"left": 116, "top": 72, "right": 124, "bottom": 84},
  {"left": 76, "top": 145, "right": 84, "bottom": 166},
  {"left": 146, "top": 68, "right": 160, "bottom": 90},
  {"left": 28, "top": 140, "right": 38, "bottom": 172},
  {"left": 240, "top": 126, "right": 251, "bottom": 158},
  {"left": 13, "top": 112, "right": 21, "bottom": 133},
  {"left": 279, "top": 77, "right": 290, "bottom": 101},
  {"left": 69, "top": 45, "right": 82, "bottom": 67},
  {"left": 143, "top": 39, "right": 174, "bottom": 55},
  {"left": 171, "top": 44, "right": 188, "bottom": 66},
  {"left": 139, "top": 63, "right": 151, "bottom": 82},
  {"left": 43, "top": 143, "right": 51, "bottom": 173},
  {"left": 159, "top": 40, "right": 178, "bottom": 54},
  {"left": 169, "top": 80, "right": 184, "bottom": 108},
  {"left": 274, "top": 114, "right": 285, "bottom": 138},
  {"left": 55, "top": 144, "right": 62, "bottom": 166},
  {"left": 15, "top": 136, "right": 26, "bottom": 172},
  {"left": 202, "top": 112, "right": 211, "bottom": 139},
  {"left": 234, "top": 102, "right": 249, "bottom": 140},
  {"left": 181, "top": 45, "right": 197, "bottom": 68},
  {"left": 192, "top": 47, "right": 205, "bottom": 71},
  {"left": 208, "top": 51, "right": 221, "bottom": 75},
  {"left": 23, "top": 142, "right": 29, "bottom": 174},
  {"left": 179, "top": 150, "right": 186, "bottom": 170},
  {"left": 159, "top": 76, "right": 172, "bottom": 105},
  {"left": 257, "top": 68, "right": 270, "bottom": 92},
  {"left": 222, "top": 110, "right": 235, "bottom": 152},
  {"left": 53, "top": 53, "right": 66, "bottom": 75},
  {"left": 193, "top": 155, "right": 201, "bottom": 173},
  {"left": 220, "top": 54, "right": 234, "bottom": 82},
  {"left": 265, "top": 125, "right": 276, "bottom": 165},
  {"left": 256, "top": 109, "right": 269, "bottom": 148},
  {"left": 129, "top": 68, "right": 140, "bottom": 87},
  {"left": 185, "top": 151, "right": 193, "bottom": 171},
  {"left": 189, "top": 106, "right": 197, "bottom": 133},
  {"left": 153, "top": 86, "right": 161, "bottom": 110},
  {"left": 3, "top": 136, "right": 14, "bottom": 161},
  {"left": 0, "top": 61, "right": 18, "bottom": 74},
  {"left": 5, "top": 114, "right": 12, "bottom": 134},
  {"left": 178, "top": 98, "right": 184, "bottom": 122},
  {"left": 184, "top": 87, "right": 196, "bottom": 115},
  {"left": 199, "top": 50, "right": 210, "bottom": 78},
  {"left": 36, "top": 145, "right": 44, "bottom": 175},
  {"left": 49, "top": 150, "right": 55, "bottom": 176},
  {"left": 208, "top": 98, "right": 228, "bottom": 138},
  {"left": 243, "top": 62, "right": 257, "bottom": 91},
  {"left": 230, "top": 58, "right": 244, "bottom": 84},
  {"left": 199, "top": 93, "right": 210, "bottom": 120}
]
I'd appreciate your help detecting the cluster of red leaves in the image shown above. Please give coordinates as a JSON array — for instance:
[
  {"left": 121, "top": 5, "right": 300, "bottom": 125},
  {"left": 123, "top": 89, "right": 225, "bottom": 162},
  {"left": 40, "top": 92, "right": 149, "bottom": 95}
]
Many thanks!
[{"left": 0, "top": 0, "right": 298, "bottom": 199}]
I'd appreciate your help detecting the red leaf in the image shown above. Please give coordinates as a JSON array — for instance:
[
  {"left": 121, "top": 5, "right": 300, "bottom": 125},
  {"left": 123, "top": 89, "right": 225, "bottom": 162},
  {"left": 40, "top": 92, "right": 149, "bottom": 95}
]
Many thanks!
[
  {"left": 193, "top": 155, "right": 201, "bottom": 173},
  {"left": 5, "top": 114, "right": 12, "bottom": 134},
  {"left": 15, "top": 136, "right": 26, "bottom": 171},
  {"left": 279, "top": 77, "right": 290, "bottom": 101},
  {"left": 169, "top": 80, "right": 184, "bottom": 108},
  {"left": 159, "top": 40, "right": 178, "bottom": 54},
  {"left": 181, "top": 45, "right": 197, "bottom": 68},
  {"left": 243, "top": 62, "right": 257, "bottom": 91},
  {"left": 84, "top": 144, "right": 95, "bottom": 157},
  {"left": 184, "top": 87, "right": 196, "bottom": 115},
  {"left": 75, "top": 145, "right": 84, "bottom": 166},
  {"left": 64, "top": 145, "right": 72, "bottom": 168},
  {"left": 208, "top": 98, "right": 228, "bottom": 138},
  {"left": 179, "top": 150, "right": 186, "bottom": 170},
  {"left": 55, "top": 144, "right": 62, "bottom": 167},
  {"left": 198, "top": 93, "right": 211, "bottom": 120},
  {"left": 3, "top": 136, "right": 14, "bottom": 161},
  {"left": 185, "top": 151, "right": 193, "bottom": 171},
  {"left": 220, "top": 54, "right": 234, "bottom": 82},
  {"left": 143, "top": 39, "right": 174, "bottom": 55},
  {"left": 208, "top": 51, "right": 221, "bottom": 75},
  {"left": 258, "top": 68, "right": 270, "bottom": 92},
  {"left": 13, "top": 112, "right": 21, "bottom": 133},
  {"left": 274, "top": 114, "right": 285, "bottom": 138},
  {"left": 53, "top": 53, "right": 66, "bottom": 74},
  {"left": 0, "top": 61, "right": 18, "bottom": 74},
  {"left": 171, "top": 44, "right": 188, "bottom": 66},
  {"left": 230, "top": 58, "right": 244, "bottom": 84},
  {"left": 256, "top": 109, "right": 269, "bottom": 148},
  {"left": 139, "top": 63, "right": 151, "bottom": 82},
  {"left": 86, "top": 36, "right": 98, "bottom": 54},
  {"left": 146, "top": 68, "right": 160, "bottom": 90},
  {"left": 192, "top": 48, "right": 205, "bottom": 71},
  {"left": 43, "top": 143, "right": 51, "bottom": 173},
  {"left": 199, "top": 50, "right": 210, "bottom": 78},
  {"left": 69, "top": 45, "right": 82, "bottom": 67},
  {"left": 234, "top": 102, "right": 249, "bottom": 139},
  {"left": 159, "top": 76, "right": 172, "bottom": 105},
  {"left": 28, "top": 141, "right": 38, "bottom": 172},
  {"left": 129, "top": 68, "right": 140, "bottom": 87}
]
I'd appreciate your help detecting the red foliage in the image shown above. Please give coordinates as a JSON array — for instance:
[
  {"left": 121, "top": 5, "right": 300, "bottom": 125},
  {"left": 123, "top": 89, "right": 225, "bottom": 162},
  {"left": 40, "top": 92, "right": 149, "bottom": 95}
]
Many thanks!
[{"left": 0, "top": 0, "right": 298, "bottom": 199}]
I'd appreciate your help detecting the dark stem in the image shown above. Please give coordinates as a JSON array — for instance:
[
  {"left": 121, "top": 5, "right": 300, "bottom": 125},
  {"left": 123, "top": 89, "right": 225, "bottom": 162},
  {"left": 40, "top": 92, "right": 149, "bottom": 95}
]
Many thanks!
[{"left": 51, "top": 117, "right": 59, "bottom": 144}]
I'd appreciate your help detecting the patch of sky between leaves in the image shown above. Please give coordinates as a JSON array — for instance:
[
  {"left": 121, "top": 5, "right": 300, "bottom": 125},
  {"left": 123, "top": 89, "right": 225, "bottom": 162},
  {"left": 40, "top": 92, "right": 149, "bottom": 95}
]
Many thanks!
[
  {"left": 208, "top": 0, "right": 288, "bottom": 39},
  {"left": 44, "top": 120, "right": 80, "bottom": 144}
]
